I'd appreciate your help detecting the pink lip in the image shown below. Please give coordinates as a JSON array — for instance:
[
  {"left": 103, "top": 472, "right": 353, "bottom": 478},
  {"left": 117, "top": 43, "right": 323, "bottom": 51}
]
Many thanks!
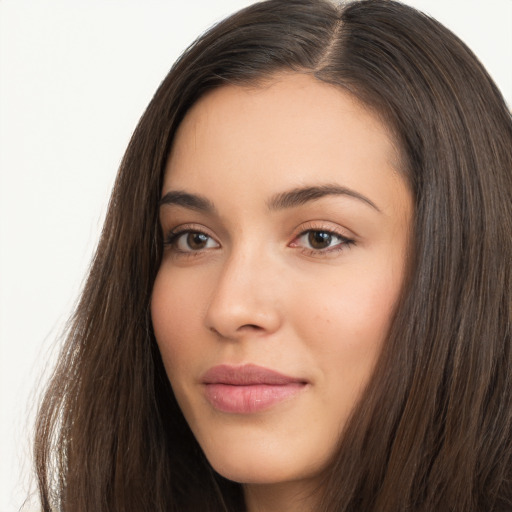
[{"left": 202, "top": 364, "right": 308, "bottom": 414}]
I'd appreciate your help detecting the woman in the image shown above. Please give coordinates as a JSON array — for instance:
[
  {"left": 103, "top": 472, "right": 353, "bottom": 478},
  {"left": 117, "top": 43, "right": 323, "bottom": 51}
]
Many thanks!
[{"left": 34, "top": 1, "right": 512, "bottom": 511}]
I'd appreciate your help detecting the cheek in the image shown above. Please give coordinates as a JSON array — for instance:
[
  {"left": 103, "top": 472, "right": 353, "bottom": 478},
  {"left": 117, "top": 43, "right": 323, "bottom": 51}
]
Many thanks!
[
  {"left": 293, "top": 263, "right": 401, "bottom": 387},
  {"left": 151, "top": 268, "right": 207, "bottom": 376},
  {"left": 301, "top": 268, "right": 398, "bottom": 339}
]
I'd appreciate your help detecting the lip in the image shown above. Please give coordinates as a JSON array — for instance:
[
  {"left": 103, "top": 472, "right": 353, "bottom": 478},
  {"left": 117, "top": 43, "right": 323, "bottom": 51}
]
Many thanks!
[{"left": 201, "top": 364, "right": 308, "bottom": 414}]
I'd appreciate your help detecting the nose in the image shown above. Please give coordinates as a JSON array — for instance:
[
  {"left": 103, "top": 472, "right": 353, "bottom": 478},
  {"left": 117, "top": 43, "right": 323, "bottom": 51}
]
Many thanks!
[{"left": 204, "top": 248, "right": 282, "bottom": 340}]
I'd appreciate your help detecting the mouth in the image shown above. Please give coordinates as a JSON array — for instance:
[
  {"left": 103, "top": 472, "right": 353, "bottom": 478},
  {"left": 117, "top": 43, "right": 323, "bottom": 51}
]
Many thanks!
[{"left": 201, "top": 364, "right": 308, "bottom": 414}]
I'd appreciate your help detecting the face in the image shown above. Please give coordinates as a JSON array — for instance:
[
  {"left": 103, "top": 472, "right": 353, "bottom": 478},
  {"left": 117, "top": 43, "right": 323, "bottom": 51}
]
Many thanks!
[{"left": 152, "top": 73, "right": 412, "bottom": 498}]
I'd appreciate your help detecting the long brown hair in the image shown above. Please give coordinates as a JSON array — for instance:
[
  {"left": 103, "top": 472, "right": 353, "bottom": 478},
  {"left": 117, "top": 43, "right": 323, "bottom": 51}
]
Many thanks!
[{"left": 35, "top": 1, "right": 512, "bottom": 510}]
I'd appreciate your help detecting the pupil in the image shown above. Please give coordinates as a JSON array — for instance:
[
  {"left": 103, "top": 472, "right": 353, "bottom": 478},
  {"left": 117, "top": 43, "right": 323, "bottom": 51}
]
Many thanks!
[
  {"left": 187, "top": 232, "right": 208, "bottom": 249},
  {"left": 309, "top": 231, "right": 331, "bottom": 249}
]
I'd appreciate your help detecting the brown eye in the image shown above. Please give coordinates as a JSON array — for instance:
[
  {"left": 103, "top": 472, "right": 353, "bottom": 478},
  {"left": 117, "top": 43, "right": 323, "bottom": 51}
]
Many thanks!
[
  {"left": 307, "top": 231, "right": 333, "bottom": 249},
  {"left": 186, "top": 232, "right": 209, "bottom": 250},
  {"left": 291, "top": 229, "right": 354, "bottom": 255},
  {"left": 169, "top": 230, "right": 219, "bottom": 252}
]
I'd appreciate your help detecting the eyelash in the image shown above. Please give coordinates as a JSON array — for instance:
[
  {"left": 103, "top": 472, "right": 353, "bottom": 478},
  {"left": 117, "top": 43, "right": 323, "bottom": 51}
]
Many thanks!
[
  {"left": 290, "top": 224, "right": 355, "bottom": 256},
  {"left": 163, "top": 223, "right": 355, "bottom": 258}
]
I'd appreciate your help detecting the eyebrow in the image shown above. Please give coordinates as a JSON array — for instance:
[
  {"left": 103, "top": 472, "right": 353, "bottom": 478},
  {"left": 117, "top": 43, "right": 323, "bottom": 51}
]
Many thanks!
[
  {"left": 267, "top": 184, "right": 381, "bottom": 212},
  {"left": 159, "top": 184, "right": 380, "bottom": 214},
  {"left": 159, "top": 190, "right": 217, "bottom": 213}
]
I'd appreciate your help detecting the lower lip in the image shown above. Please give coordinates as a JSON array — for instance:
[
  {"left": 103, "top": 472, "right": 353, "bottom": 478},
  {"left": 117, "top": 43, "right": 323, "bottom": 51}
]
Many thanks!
[{"left": 204, "top": 383, "right": 306, "bottom": 413}]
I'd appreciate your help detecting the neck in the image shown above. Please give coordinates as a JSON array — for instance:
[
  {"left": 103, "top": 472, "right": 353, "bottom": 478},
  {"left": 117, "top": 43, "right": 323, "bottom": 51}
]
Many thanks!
[{"left": 244, "top": 480, "right": 320, "bottom": 512}]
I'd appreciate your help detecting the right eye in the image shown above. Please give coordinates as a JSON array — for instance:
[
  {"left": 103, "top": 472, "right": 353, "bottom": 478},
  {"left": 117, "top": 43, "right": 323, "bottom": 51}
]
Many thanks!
[{"left": 166, "top": 230, "right": 219, "bottom": 253}]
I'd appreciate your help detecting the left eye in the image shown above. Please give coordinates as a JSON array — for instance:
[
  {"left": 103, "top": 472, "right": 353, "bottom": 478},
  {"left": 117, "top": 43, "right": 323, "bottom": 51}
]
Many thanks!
[
  {"left": 295, "top": 230, "right": 351, "bottom": 251},
  {"left": 170, "top": 231, "right": 219, "bottom": 252}
]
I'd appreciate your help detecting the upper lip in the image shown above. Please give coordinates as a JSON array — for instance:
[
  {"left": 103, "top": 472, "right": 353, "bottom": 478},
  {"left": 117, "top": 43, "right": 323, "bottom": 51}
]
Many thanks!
[{"left": 201, "top": 364, "right": 306, "bottom": 386}]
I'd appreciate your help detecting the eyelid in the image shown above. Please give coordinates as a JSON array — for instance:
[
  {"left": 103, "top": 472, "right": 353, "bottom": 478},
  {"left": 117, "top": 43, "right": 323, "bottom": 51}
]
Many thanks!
[{"left": 291, "top": 221, "right": 355, "bottom": 241}]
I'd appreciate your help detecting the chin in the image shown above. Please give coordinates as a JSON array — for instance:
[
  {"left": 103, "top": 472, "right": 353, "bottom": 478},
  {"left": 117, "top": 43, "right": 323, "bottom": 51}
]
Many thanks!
[
  {"left": 210, "top": 459, "right": 291, "bottom": 485},
  {"left": 201, "top": 438, "right": 329, "bottom": 487}
]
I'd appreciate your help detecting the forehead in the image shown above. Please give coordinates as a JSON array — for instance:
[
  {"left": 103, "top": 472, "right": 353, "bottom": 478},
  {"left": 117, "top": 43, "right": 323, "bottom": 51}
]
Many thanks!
[{"left": 164, "top": 73, "right": 403, "bottom": 210}]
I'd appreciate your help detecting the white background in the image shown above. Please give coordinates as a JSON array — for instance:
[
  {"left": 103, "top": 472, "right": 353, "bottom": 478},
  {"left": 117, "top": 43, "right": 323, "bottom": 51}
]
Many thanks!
[{"left": 1, "top": 1, "right": 511, "bottom": 511}]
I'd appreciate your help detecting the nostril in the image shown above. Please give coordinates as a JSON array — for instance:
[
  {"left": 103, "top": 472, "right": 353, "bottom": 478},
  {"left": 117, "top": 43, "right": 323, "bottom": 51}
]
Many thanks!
[
  {"left": 209, "top": 324, "right": 263, "bottom": 339},
  {"left": 240, "top": 324, "right": 264, "bottom": 331},
  {"left": 209, "top": 326, "right": 222, "bottom": 337}
]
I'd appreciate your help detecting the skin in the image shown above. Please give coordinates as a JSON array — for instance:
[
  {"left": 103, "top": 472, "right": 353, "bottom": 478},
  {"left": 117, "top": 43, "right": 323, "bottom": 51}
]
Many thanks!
[{"left": 151, "top": 73, "right": 413, "bottom": 512}]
